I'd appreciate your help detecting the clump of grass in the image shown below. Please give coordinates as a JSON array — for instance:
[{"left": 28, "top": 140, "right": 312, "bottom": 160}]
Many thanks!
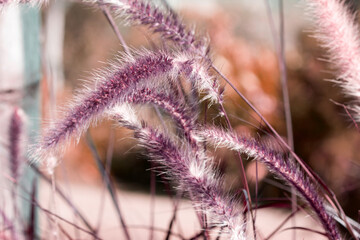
[{"left": 1, "top": 0, "right": 360, "bottom": 239}]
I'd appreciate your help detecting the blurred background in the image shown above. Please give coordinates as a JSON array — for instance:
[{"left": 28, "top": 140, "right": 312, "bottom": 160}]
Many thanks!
[{"left": 1, "top": 0, "right": 360, "bottom": 239}]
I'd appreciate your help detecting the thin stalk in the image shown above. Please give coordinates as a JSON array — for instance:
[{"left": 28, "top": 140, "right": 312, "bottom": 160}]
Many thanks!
[
  {"left": 98, "top": 1, "right": 130, "bottom": 54},
  {"left": 126, "top": 225, "right": 186, "bottom": 239},
  {"left": 165, "top": 191, "right": 182, "bottom": 240},
  {"left": 265, "top": 207, "right": 300, "bottom": 240},
  {"left": 24, "top": 197, "right": 101, "bottom": 239},
  {"left": 94, "top": 7, "right": 136, "bottom": 238},
  {"left": 0, "top": 209, "right": 16, "bottom": 240},
  {"left": 95, "top": 130, "right": 115, "bottom": 231},
  {"left": 219, "top": 103, "right": 255, "bottom": 239},
  {"left": 255, "top": 160, "right": 259, "bottom": 236},
  {"left": 11, "top": 186, "right": 18, "bottom": 240},
  {"left": 276, "top": 1, "right": 296, "bottom": 239},
  {"left": 264, "top": 0, "right": 294, "bottom": 151},
  {"left": 50, "top": 172, "right": 60, "bottom": 240},
  {"left": 25, "top": 180, "right": 37, "bottom": 240},
  {"left": 29, "top": 165, "right": 97, "bottom": 234},
  {"left": 85, "top": 132, "right": 131, "bottom": 240},
  {"left": 149, "top": 164, "right": 155, "bottom": 240},
  {"left": 330, "top": 99, "right": 360, "bottom": 133}
]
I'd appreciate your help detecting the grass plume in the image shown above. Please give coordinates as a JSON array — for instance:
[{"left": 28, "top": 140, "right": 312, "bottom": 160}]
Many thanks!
[{"left": 306, "top": 0, "right": 360, "bottom": 120}]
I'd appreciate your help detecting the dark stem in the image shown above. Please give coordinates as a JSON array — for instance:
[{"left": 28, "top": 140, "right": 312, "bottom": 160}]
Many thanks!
[
  {"left": 264, "top": 207, "right": 300, "bottom": 240},
  {"left": 98, "top": 1, "right": 130, "bottom": 54},
  {"left": 96, "top": 130, "right": 115, "bottom": 231},
  {"left": 218, "top": 102, "right": 255, "bottom": 238},
  {"left": 86, "top": 132, "right": 131, "bottom": 240},
  {"left": 277, "top": 1, "right": 296, "bottom": 239},
  {"left": 30, "top": 164, "right": 97, "bottom": 235},
  {"left": 149, "top": 163, "right": 156, "bottom": 240}
]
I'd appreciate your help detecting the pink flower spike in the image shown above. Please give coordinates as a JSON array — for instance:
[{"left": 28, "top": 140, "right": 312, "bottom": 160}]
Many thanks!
[
  {"left": 135, "top": 126, "right": 246, "bottom": 239},
  {"left": 306, "top": 0, "right": 360, "bottom": 120},
  {"left": 34, "top": 51, "right": 173, "bottom": 162}
]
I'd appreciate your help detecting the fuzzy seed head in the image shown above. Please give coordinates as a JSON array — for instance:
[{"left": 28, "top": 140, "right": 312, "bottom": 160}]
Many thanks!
[
  {"left": 306, "top": 0, "right": 360, "bottom": 122},
  {"left": 135, "top": 126, "right": 245, "bottom": 239},
  {"left": 34, "top": 51, "right": 173, "bottom": 162}
]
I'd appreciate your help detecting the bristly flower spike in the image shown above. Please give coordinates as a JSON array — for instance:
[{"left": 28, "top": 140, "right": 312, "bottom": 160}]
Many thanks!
[
  {"left": 305, "top": 0, "right": 360, "bottom": 121},
  {"left": 34, "top": 50, "right": 219, "bottom": 162},
  {"left": 134, "top": 126, "right": 246, "bottom": 240},
  {"left": 35, "top": 51, "right": 172, "bottom": 161},
  {"left": 107, "top": 105, "right": 245, "bottom": 239},
  {"left": 198, "top": 127, "right": 341, "bottom": 240}
]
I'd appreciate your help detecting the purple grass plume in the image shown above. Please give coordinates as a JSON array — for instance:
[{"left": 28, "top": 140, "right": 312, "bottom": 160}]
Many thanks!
[
  {"left": 197, "top": 127, "right": 341, "bottom": 240},
  {"left": 34, "top": 50, "right": 219, "bottom": 162},
  {"left": 35, "top": 51, "right": 172, "bottom": 161},
  {"left": 136, "top": 126, "right": 246, "bottom": 240},
  {"left": 8, "top": 107, "right": 26, "bottom": 182}
]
